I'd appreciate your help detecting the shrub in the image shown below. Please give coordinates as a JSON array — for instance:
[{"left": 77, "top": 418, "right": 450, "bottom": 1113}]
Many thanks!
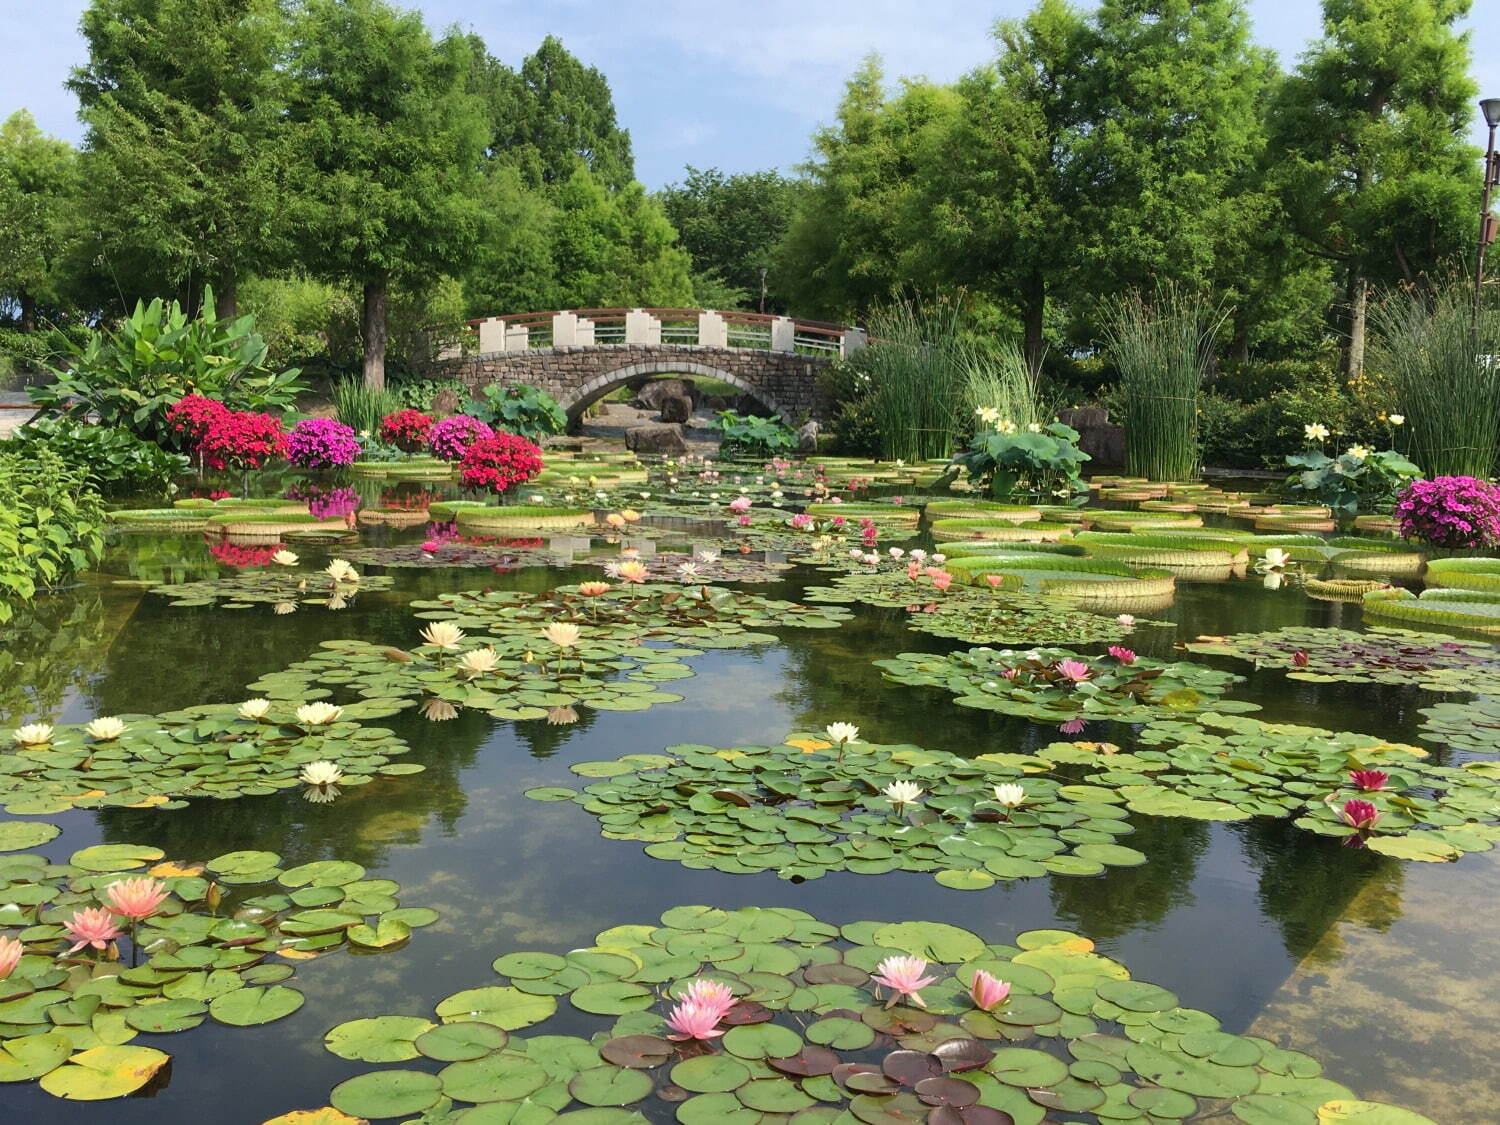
[
  {"left": 949, "top": 421, "right": 1091, "bottom": 501},
  {"left": 464, "top": 384, "right": 567, "bottom": 440},
  {"left": 379, "top": 409, "right": 436, "bottom": 452},
  {"left": 1285, "top": 447, "right": 1421, "bottom": 514},
  {"left": 1393, "top": 476, "right": 1500, "bottom": 549},
  {"left": 166, "top": 394, "right": 232, "bottom": 452},
  {"left": 389, "top": 377, "right": 465, "bottom": 412},
  {"left": 428, "top": 415, "right": 494, "bottom": 461},
  {"left": 285, "top": 418, "right": 360, "bottom": 469},
  {"left": 712, "top": 410, "right": 796, "bottom": 460},
  {"left": 5, "top": 419, "right": 188, "bottom": 496},
  {"left": 0, "top": 448, "right": 106, "bottom": 622},
  {"left": 459, "top": 433, "right": 545, "bottom": 494},
  {"left": 27, "top": 289, "right": 306, "bottom": 443},
  {"left": 199, "top": 411, "right": 287, "bottom": 471}
]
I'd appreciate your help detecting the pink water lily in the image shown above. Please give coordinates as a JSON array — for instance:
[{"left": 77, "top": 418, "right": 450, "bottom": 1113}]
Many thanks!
[
  {"left": 0, "top": 936, "right": 21, "bottom": 981},
  {"left": 665, "top": 999, "right": 726, "bottom": 1040},
  {"left": 1056, "top": 659, "right": 1092, "bottom": 682},
  {"left": 985, "top": 574, "right": 1004, "bottom": 588},
  {"left": 63, "top": 907, "right": 123, "bottom": 954},
  {"left": 1059, "top": 717, "right": 1087, "bottom": 735},
  {"left": 1349, "top": 769, "right": 1389, "bottom": 792},
  {"left": 969, "top": 969, "right": 1011, "bottom": 1012},
  {"left": 680, "top": 977, "right": 736, "bottom": 1015},
  {"left": 1291, "top": 651, "right": 1309, "bottom": 668},
  {"left": 421, "top": 539, "right": 441, "bottom": 553},
  {"left": 104, "top": 877, "right": 169, "bottom": 921},
  {"left": 1107, "top": 646, "right": 1136, "bottom": 665},
  {"left": 729, "top": 497, "right": 751, "bottom": 513},
  {"left": 1341, "top": 798, "right": 1380, "bottom": 830},
  {"left": 872, "top": 955, "right": 938, "bottom": 1009},
  {"left": 931, "top": 571, "right": 953, "bottom": 592}
]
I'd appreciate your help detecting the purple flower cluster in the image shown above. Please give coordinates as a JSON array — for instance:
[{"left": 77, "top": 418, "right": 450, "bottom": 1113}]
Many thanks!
[
  {"left": 1393, "top": 476, "right": 1500, "bottom": 549},
  {"left": 285, "top": 483, "right": 361, "bottom": 520},
  {"left": 285, "top": 418, "right": 360, "bottom": 469},
  {"left": 428, "top": 414, "right": 494, "bottom": 461}
]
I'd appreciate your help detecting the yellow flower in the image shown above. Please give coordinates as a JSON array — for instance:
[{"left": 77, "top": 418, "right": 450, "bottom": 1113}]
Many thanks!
[
  {"left": 85, "top": 717, "right": 126, "bottom": 741},
  {"left": 238, "top": 699, "right": 272, "bottom": 720},
  {"left": 295, "top": 702, "right": 343, "bottom": 726},
  {"left": 543, "top": 622, "right": 581, "bottom": 648},
  {"left": 299, "top": 760, "right": 343, "bottom": 786},
  {"left": 419, "top": 622, "right": 465, "bottom": 650},
  {"left": 617, "top": 561, "right": 649, "bottom": 584}
]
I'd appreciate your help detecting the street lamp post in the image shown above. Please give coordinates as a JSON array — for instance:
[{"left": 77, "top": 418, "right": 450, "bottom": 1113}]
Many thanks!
[{"left": 1477, "top": 98, "right": 1500, "bottom": 320}]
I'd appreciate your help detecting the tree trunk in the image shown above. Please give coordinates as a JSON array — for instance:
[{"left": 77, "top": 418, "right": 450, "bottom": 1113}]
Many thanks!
[
  {"left": 1021, "top": 270, "right": 1046, "bottom": 378},
  {"left": 18, "top": 290, "right": 35, "bottom": 333},
  {"left": 214, "top": 277, "right": 239, "bottom": 322},
  {"left": 362, "top": 278, "right": 388, "bottom": 391},
  {"left": 1342, "top": 268, "right": 1368, "bottom": 378}
]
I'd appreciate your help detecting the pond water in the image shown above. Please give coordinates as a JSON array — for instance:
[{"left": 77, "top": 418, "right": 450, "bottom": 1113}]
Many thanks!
[{"left": 2, "top": 473, "right": 1493, "bottom": 1122}]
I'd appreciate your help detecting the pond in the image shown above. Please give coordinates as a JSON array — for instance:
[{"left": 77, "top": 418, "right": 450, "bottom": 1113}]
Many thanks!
[{"left": 0, "top": 466, "right": 1492, "bottom": 1123}]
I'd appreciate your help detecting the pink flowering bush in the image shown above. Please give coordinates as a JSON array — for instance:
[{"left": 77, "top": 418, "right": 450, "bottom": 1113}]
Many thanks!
[
  {"left": 1393, "top": 476, "right": 1500, "bottom": 550},
  {"left": 198, "top": 410, "right": 286, "bottom": 471},
  {"left": 379, "top": 409, "right": 435, "bottom": 452},
  {"left": 459, "top": 433, "right": 544, "bottom": 494},
  {"left": 166, "top": 394, "right": 230, "bottom": 452},
  {"left": 285, "top": 418, "right": 360, "bottom": 469},
  {"left": 428, "top": 415, "right": 494, "bottom": 462}
]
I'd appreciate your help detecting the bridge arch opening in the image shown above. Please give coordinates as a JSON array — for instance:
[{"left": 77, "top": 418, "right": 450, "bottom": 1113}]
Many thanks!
[{"left": 563, "top": 360, "right": 789, "bottom": 429}]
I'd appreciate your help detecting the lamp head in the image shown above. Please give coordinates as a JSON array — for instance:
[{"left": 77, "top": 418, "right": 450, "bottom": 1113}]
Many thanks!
[{"left": 1483, "top": 98, "right": 1500, "bottom": 129}]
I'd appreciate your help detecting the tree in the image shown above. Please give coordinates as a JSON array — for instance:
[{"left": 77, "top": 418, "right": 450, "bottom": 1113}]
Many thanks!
[
  {"left": 68, "top": 0, "right": 292, "bottom": 318},
  {"left": 657, "top": 166, "right": 797, "bottom": 310},
  {"left": 286, "top": 0, "right": 488, "bottom": 389},
  {"left": 1269, "top": 0, "right": 1477, "bottom": 375},
  {"left": 548, "top": 166, "right": 693, "bottom": 307},
  {"left": 0, "top": 111, "right": 80, "bottom": 331}
]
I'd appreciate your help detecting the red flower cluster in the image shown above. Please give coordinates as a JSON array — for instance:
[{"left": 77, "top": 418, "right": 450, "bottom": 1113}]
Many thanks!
[
  {"left": 458, "top": 432, "right": 544, "bottom": 494},
  {"left": 379, "top": 409, "right": 435, "bottom": 453},
  {"left": 205, "top": 538, "right": 282, "bottom": 569},
  {"left": 199, "top": 410, "right": 286, "bottom": 471},
  {"left": 167, "top": 395, "right": 231, "bottom": 450}
]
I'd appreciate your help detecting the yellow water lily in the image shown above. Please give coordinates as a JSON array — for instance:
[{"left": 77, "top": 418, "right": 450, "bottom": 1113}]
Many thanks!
[
  {"left": 85, "top": 717, "right": 126, "bottom": 741},
  {"left": 295, "top": 702, "right": 343, "bottom": 726}
]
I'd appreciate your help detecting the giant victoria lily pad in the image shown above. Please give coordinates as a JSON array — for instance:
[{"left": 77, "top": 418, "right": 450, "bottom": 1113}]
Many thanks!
[
  {"left": 0, "top": 836, "right": 434, "bottom": 1099},
  {"left": 1181, "top": 627, "right": 1500, "bottom": 692},
  {"left": 284, "top": 905, "right": 1432, "bottom": 1124},
  {"left": 343, "top": 543, "right": 564, "bottom": 570},
  {"left": 874, "top": 647, "right": 1255, "bottom": 726}
]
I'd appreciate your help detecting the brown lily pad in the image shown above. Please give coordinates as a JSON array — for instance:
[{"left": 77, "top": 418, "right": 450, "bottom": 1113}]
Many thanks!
[
  {"left": 767, "top": 1045, "right": 841, "bottom": 1077},
  {"left": 599, "top": 1035, "right": 674, "bottom": 1069},
  {"left": 931, "top": 1038, "right": 996, "bottom": 1073},
  {"left": 914, "top": 1076, "right": 980, "bottom": 1108},
  {"left": 881, "top": 1049, "right": 944, "bottom": 1087}
]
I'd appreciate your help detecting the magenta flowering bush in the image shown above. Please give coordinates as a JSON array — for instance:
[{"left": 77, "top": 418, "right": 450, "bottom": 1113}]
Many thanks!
[
  {"left": 428, "top": 415, "right": 494, "bottom": 462},
  {"left": 1393, "top": 476, "right": 1500, "bottom": 550},
  {"left": 285, "top": 418, "right": 360, "bottom": 469}
]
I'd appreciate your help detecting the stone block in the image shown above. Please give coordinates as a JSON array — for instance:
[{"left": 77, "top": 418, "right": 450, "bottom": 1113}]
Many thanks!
[
  {"left": 625, "top": 423, "right": 688, "bottom": 454},
  {"left": 659, "top": 394, "right": 692, "bottom": 423}
]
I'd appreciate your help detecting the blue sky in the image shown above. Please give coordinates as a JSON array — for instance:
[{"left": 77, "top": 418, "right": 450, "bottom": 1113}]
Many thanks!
[{"left": 5, "top": 0, "right": 1499, "bottom": 189}]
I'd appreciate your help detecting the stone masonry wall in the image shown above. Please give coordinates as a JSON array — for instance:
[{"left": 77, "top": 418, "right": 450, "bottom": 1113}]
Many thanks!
[{"left": 428, "top": 344, "right": 832, "bottom": 424}]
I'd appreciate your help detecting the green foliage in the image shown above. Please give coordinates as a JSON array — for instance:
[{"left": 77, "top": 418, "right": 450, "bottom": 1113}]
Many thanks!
[
  {"left": 657, "top": 166, "right": 796, "bottom": 309},
  {"left": 1285, "top": 447, "right": 1421, "bottom": 513},
  {"left": 27, "top": 291, "right": 306, "bottom": 443},
  {"left": 952, "top": 421, "right": 1090, "bottom": 501},
  {"left": 7, "top": 418, "right": 188, "bottom": 496},
  {"left": 0, "top": 448, "right": 106, "bottom": 622},
  {"left": 846, "top": 296, "right": 968, "bottom": 462},
  {"left": 0, "top": 110, "right": 81, "bottom": 324},
  {"left": 711, "top": 410, "right": 795, "bottom": 460},
  {"left": 333, "top": 379, "right": 401, "bottom": 437},
  {"left": 463, "top": 384, "right": 566, "bottom": 440},
  {"left": 0, "top": 324, "right": 90, "bottom": 380},
  {"left": 389, "top": 376, "right": 464, "bottom": 412}
]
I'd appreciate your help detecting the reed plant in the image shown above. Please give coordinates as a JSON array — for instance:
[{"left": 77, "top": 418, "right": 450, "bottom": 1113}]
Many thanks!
[
  {"left": 1101, "top": 286, "right": 1224, "bottom": 481},
  {"left": 1371, "top": 281, "right": 1500, "bottom": 479},
  {"left": 960, "top": 338, "right": 1042, "bottom": 431},
  {"left": 333, "top": 378, "right": 401, "bottom": 436},
  {"left": 857, "top": 296, "right": 967, "bottom": 462}
]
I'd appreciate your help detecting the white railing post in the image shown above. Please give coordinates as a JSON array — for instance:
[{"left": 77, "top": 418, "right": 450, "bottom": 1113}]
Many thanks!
[
  {"left": 575, "top": 314, "right": 595, "bottom": 345},
  {"left": 770, "top": 316, "right": 796, "bottom": 353},
  {"left": 553, "top": 311, "right": 579, "bottom": 347},
  {"left": 478, "top": 317, "right": 505, "bottom": 354},
  {"left": 697, "top": 310, "right": 727, "bottom": 348},
  {"left": 625, "top": 308, "right": 660, "bottom": 345},
  {"left": 840, "top": 327, "right": 868, "bottom": 356},
  {"left": 504, "top": 323, "right": 529, "bottom": 351}
]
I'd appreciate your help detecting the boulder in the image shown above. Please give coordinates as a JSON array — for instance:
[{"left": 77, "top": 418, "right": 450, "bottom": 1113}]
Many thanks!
[
  {"left": 1058, "top": 406, "right": 1125, "bottom": 467},
  {"left": 795, "top": 420, "right": 820, "bottom": 453},
  {"left": 658, "top": 393, "right": 692, "bottom": 424},
  {"left": 624, "top": 423, "right": 688, "bottom": 455},
  {"left": 633, "top": 378, "right": 699, "bottom": 412}
]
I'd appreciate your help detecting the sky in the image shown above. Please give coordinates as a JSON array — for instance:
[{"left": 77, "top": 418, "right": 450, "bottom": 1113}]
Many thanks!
[{"left": 4, "top": 0, "right": 1499, "bottom": 190}]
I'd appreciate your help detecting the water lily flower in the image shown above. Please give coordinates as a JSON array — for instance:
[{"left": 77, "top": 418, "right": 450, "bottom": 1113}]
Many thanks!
[
  {"left": 677, "top": 562, "right": 701, "bottom": 579},
  {"left": 969, "top": 969, "right": 1012, "bottom": 1012},
  {"left": 274, "top": 601, "right": 297, "bottom": 615},
  {"left": 85, "top": 717, "right": 126, "bottom": 741},
  {"left": 1291, "top": 651, "right": 1309, "bottom": 668},
  {"left": 1341, "top": 798, "right": 1381, "bottom": 830},
  {"left": 1059, "top": 718, "right": 1087, "bottom": 735},
  {"left": 1303, "top": 423, "right": 1331, "bottom": 442},
  {"left": 1116, "top": 614, "right": 1135, "bottom": 627},
  {"left": 420, "top": 622, "right": 466, "bottom": 650},
  {"left": 11, "top": 723, "right": 53, "bottom": 747},
  {"left": 1056, "top": 659, "right": 1092, "bottom": 682},
  {"left": 543, "top": 622, "right": 581, "bottom": 649},
  {"left": 790, "top": 513, "right": 813, "bottom": 530},
  {"left": 421, "top": 539, "right": 441, "bottom": 553},
  {"left": 737, "top": 514, "right": 751, "bottom": 526},
  {"left": 1262, "top": 548, "right": 1291, "bottom": 570},
  {"left": 883, "top": 779, "right": 924, "bottom": 810},
  {"left": 300, "top": 760, "right": 344, "bottom": 787},
  {"left": 931, "top": 571, "right": 953, "bottom": 592},
  {"left": 909, "top": 549, "right": 927, "bottom": 563},
  {"left": 545, "top": 705, "right": 579, "bottom": 725},
  {"left": 825, "top": 722, "right": 860, "bottom": 745},
  {"left": 606, "top": 513, "right": 627, "bottom": 529},
  {"left": 930, "top": 554, "right": 946, "bottom": 565},
  {"left": 729, "top": 497, "right": 751, "bottom": 513},
  {"left": 0, "top": 936, "right": 21, "bottom": 981},
  {"left": 327, "top": 593, "right": 348, "bottom": 611},
  {"left": 680, "top": 978, "right": 737, "bottom": 1013},
  {"left": 325, "top": 559, "right": 359, "bottom": 584},
  {"left": 1389, "top": 414, "right": 1404, "bottom": 425},
  {"left": 888, "top": 547, "right": 905, "bottom": 559},
  {"left": 617, "top": 561, "right": 648, "bottom": 584},
  {"left": 993, "top": 783, "right": 1026, "bottom": 808},
  {"left": 457, "top": 648, "right": 501, "bottom": 677},
  {"left": 1349, "top": 769, "right": 1390, "bottom": 792},
  {"left": 238, "top": 699, "right": 272, "bottom": 721},
  {"left": 861, "top": 553, "right": 880, "bottom": 566},
  {"left": 1107, "top": 646, "right": 1136, "bottom": 665},
  {"left": 665, "top": 999, "right": 726, "bottom": 1041},
  {"left": 63, "top": 907, "right": 123, "bottom": 954},
  {"left": 872, "top": 955, "right": 938, "bottom": 1008},
  {"left": 104, "top": 877, "right": 168, "bottom": 921},
  {"left": 695, "top": 547, "right": 721, "bottom": 564},
  {"left": 296, "top": 702, "right": 343, "bottom": 726},
  {"left": 984, "top": 574, "right": 1004, "bottom": 588},
  {"left": 419, "top": 698, "right": 460, "bottom": 722},
  {"left": 578, "top": 581, "right": 611, "bottom": 597},
  {"left": 271, "top": 550, "right": 299, "bottom": 566}
]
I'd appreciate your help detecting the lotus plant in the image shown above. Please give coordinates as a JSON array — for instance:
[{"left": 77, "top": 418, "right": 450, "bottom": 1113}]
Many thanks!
[
  {"left": 969, "top": 969, "right": 1011, "bottom": 1012},
  {"left": 871, "top": 955, "right": 938, "bottom": 1009},
  {"left": 85, "top": 717, "right": 126, "bottom": 741}
]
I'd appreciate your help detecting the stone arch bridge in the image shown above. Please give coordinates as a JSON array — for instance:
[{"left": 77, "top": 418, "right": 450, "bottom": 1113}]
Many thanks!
[{"left": 428, "top": 308, "right": 867, "bottom": 426}]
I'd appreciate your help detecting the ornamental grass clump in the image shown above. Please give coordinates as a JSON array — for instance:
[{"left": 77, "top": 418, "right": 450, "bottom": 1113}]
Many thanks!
[
  {"left": 1393, "top": 476, "right": 1500, "bottom": 550},
  {"left": 854, "top": 296, "right": 967, "bottom": 462},
  {"left": 1101, "top": 286, "right": 1225, "bottom": 481}
]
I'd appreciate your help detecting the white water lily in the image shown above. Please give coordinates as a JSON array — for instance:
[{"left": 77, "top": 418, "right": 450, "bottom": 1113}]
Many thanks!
[
  {"left": 542, "top": 622, "right": 581, "bottom": 648},
  {"left": 295, "top": 702, "right": 343, "bottom": 726},
  {"left": 12, "top": 723, "right": 54, "bottom": 746},
  {"left": 457, "top": 648, "right": 501, "bottom": 676},
  {"left": 993, "top": 783, "right": 1026, "bottom": 808},
  {"left": 326, "top": 593, "right": 348, "bottom": 611},
  {"left": 419, "top": 621, "right": 465, "bottom": 650},
  {"left": 85, "top": 717, "right": 126, "bottom": 741},
  {"left": 238, "top": 699, "right": 272, "bottom": 720},
  {"left": 325, "top": 559, "right": 359, "bottom": 584},
  {"left": 883, "top": 780, "right": 925, "bottom": 807},
  {"left": 1027, "top": 422, "right": 1043, "bottom": 432},
  {"left": 909, "top": 549, "right": 927, "bottom": 562},
  {"left": 1263, "top": 572, "right": 1285, "bottom": 590},
  {"left": 1262, "top": 547, "right": 1291, "bottom": 570},
  {"left": 695, "top": 547, "right": 721, "bottom": 564},
  {"left": 271, "top": 550, "right": 299, "bottom": 567},
  {"left": 888, "top": 547, "right": 905, "bottom": 559},
  {"left": 1116, "top": 614, "right": 1135, "bottom": 627},
  {"left": 273, "top": 601, "right": 297, "bottom": 616},
  {"left": 302, "top": 784, "right": 340, "bottom": 804},
  {"left": 419, "top": 698, "right": 459, "bottom": 722},
  {"left": 825, "top": 722, "right": 860, "bottom": 745},
  {"left": 677, "top": 562, "right": 701, "bottom": 579},
  {"left": 529, "top": 494, "right": 544, "bottom": 503},
  {"left": 1303, "top": 423, "right": 1330, "bottom": 442},
  {"left": 930, "top": 554, "right": 947, "bottom": 565},
  {"left": 299, "top": 760, "right": 343, "bottom": 786}
]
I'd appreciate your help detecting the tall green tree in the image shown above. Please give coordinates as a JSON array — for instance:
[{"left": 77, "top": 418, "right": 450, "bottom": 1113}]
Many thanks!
[
  {"left": 1269, "top": 0, "right": 1477, "bottom": 375},
  {"left": 657, "top": 166, "right": 797, "bottom": 310},
  {"left": 68, "top": 0, "right": 291, "bottom": 318},
  {"left": 286, "top": 0, "right": 487, "bottom": 388},
  {"left": 548, "top": 166, "right": 693, "bottom": 308},
  {"left": 0, "top": 111, "right": 80, "bottom": 330}
]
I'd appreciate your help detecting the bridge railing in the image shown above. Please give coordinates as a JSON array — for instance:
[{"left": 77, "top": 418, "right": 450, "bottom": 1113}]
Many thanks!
[{"left": 435, "top": 308, "right": 868, "bottom": 361}]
